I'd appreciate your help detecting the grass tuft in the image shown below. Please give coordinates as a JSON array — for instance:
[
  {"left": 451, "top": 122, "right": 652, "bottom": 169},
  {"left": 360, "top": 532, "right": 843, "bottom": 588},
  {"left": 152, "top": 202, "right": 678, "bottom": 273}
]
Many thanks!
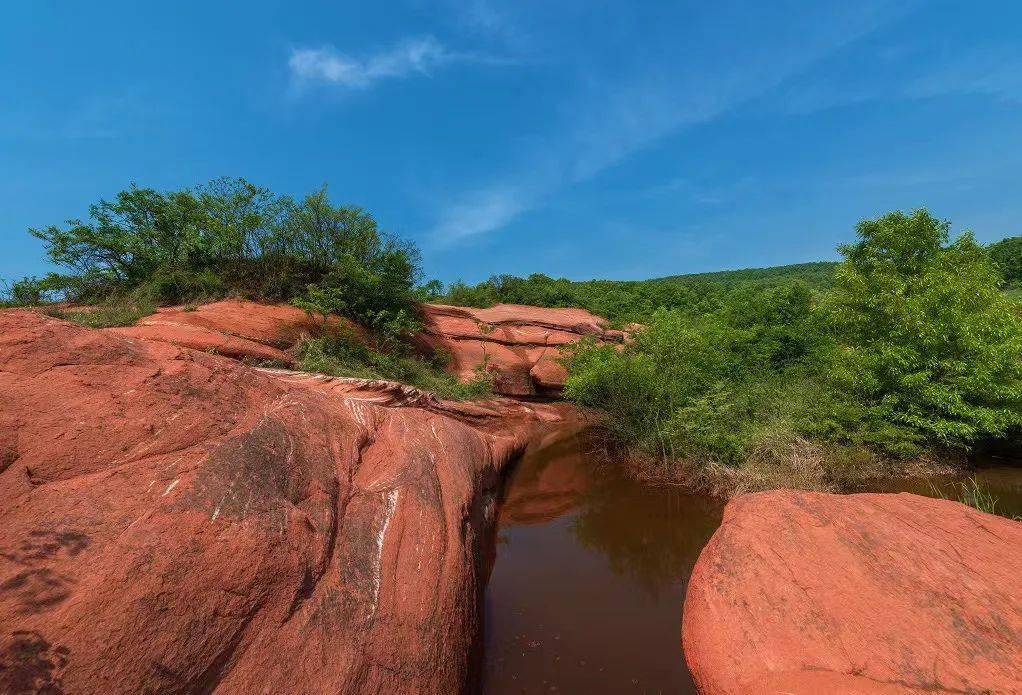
[
  {"left": 296, "top": 333, "right": 493, "bottom": 401},
  {"left": 44, "top": 297, "right": 155, "bottom": 328}
]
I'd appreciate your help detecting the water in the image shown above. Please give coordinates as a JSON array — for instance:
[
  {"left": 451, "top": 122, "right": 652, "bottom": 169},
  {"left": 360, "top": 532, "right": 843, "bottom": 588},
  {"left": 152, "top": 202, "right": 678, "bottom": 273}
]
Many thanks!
[
  {"left": 482, "top": 431, "right": 723, "bottom": 694},
  {"left": 872, "top": 458, "right": 1022, "bottom": 518},
  {"left": 482, "top": 431, "right": 1022, "bottom": 694}
]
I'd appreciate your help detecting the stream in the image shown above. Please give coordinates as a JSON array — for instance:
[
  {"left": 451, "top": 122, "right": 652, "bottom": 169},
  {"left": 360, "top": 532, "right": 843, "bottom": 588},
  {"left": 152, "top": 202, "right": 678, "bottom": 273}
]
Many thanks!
[{"left": 482, "top": 429, "right": 1022, "bottom": 694}]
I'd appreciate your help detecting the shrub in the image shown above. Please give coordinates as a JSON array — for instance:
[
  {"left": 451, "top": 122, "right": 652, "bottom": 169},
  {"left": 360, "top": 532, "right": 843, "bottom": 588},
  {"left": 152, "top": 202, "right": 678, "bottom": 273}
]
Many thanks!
[
  {"left": 564, "top": 208, "right": 1022, "bottom": 491},
  {"left": 825, "top": 209, "right": 1022, "bottom": 448},
  {"left": 563, "top": 290, "right": 847, "bottom": 467},
  {"left": 1, "top": 277, "right": 47, "bottom": 306}
]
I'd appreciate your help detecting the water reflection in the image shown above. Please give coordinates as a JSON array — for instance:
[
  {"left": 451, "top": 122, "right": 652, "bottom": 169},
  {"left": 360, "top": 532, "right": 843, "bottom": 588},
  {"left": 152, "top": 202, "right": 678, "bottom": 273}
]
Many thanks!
[
  {"left": 484, "top": 429, "right": 723, "bottom": 694},
  {"left": 498, "top": 435, "right": 591, "bottom": 527},
  {"left": 570, "top": 478, "right": 722, "bottom": 599}
]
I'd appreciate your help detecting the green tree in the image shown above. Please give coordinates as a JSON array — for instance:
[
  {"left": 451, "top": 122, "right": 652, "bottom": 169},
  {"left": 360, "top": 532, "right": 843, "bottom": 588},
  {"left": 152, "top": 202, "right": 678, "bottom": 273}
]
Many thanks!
[
  {"left": 826, "top": 209, "right": 1022, "bottom": 447},
  {"left": 27, "top": 179, "right": 423, "bottom": 331},
  {"left": 283, "top": 187, "right": 422, "bottom": 339},
  {"left": 987, "top": 235, "right": 1022, "bottom": 287},
  {"left": 28, "top": 178, "right": 283, "bottom": 301}
]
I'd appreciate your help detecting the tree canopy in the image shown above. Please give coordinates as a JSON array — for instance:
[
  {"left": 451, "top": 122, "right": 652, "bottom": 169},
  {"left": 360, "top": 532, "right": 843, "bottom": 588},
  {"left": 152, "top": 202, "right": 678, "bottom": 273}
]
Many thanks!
[
  {"left": 826, "top": 210, "right": 1022, "bottom": 446},
  {"left": 25, "top": 177, "right": 422, "bottom": 337},
  {"left": 987, "top": 235, "right": 1022, "bottom": 287}
]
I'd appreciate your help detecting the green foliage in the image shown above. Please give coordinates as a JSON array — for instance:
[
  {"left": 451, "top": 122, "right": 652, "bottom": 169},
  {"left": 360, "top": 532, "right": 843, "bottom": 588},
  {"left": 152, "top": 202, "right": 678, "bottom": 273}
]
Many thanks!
[
  {"left": 987, "top": 235, "right": 1022, "bottom": 287},
  {"left": 295, "top": 333, "right": 492, "bottom": 401},
  {"left": 564, "top": 208, "right": 1022, "bottom": 486},
  {"left": 825, "top": 209, "right": 1022, "bottom": 447},
  {"left": 1, "top": 276, "right": 48, "bottom": 306},
  {"left": 928, "top": 476, "right": 1001, "bottom": 516},
  {"left": 956, "top": 477, "right": 999, "bottom": 515},
  {"left": 27, "top": 177, "right": 423, "bottom": 340},
  {"left": 563, "top": 285, "right": 861, "bottom": 468},
  {"left": 414, "top": 278, "right": 445, "bottom": 302}
]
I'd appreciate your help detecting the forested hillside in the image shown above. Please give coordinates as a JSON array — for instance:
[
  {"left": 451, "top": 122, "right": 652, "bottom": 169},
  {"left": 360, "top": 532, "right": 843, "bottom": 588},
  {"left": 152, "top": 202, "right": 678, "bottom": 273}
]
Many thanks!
[{"left": 439, "top": 262, "right": 838, "bottom": 326}]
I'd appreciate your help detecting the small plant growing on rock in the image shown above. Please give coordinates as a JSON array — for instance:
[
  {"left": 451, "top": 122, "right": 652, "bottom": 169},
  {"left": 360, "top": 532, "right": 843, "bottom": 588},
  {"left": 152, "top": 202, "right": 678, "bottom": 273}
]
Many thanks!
[{"left": 957, "top": 477, "right": 998, "bottom": 515}]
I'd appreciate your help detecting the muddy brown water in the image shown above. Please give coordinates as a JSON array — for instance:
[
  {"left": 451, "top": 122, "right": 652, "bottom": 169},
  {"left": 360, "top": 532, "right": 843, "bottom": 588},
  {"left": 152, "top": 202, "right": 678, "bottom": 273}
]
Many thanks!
[{"left": 482, "top": 430, "right": 1022, "bottom": 694}]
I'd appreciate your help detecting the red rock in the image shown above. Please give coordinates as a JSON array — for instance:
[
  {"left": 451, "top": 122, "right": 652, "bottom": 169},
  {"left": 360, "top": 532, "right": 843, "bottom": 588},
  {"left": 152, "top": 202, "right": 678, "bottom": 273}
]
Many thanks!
[
  {"left": 420, "top": 303, "right": 622, "bottom": 397},
  {"left": 0, "top": 309, "right": 577, "bottom": 694},
  {"left": 108, "top": 322, "right": 293, "bottom": 365},
  {"left": 445, "top": 337, "right": 534, "bottom": 397},
  {"left": 468, "top": 304, "right": 610, "bottom": 336},
  {"left": 526, "top": 348, "right": 569, "bottom": 392},
  {"left": 682, "top": 490, "right": 1022, "bottom": 695},
  {"left": 97, "top": 299, "right": 623, "bottom": 398},
  {"left": 104, "top": 299, "right": 623, "bottom": 399},
  {"left": 140, "top": 299, "right": 365, "bottom": 348},
  {"left": 104, "top": 299, "right": 374, "bottom": 368}
]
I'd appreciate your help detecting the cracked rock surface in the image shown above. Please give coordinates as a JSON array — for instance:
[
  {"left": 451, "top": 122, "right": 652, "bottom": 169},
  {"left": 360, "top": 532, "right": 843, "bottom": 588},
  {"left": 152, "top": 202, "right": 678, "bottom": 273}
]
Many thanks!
[{"left": 417, "top": 303, "right": 632, "bottom": 398}]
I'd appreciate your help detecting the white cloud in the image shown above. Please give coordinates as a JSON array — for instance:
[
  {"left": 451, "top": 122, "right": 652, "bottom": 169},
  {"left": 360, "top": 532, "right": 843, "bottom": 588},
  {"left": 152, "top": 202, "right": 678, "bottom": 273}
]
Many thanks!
[{"left": 289, "top": 37, "right": 451, "bottom": 89}]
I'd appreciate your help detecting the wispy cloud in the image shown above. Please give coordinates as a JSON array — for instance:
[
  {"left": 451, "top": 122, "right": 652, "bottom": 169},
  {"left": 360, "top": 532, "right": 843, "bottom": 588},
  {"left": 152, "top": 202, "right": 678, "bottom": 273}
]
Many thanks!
[
  {"left": 430, "top": 2, "right": 915, "bottom": 244},
  {"left": 289, "top": 35, "right": 510, "bottom": 90},
  {"left": 907, "top": 49, "right": 1022, "bottom": 104},
  {"left": 289, "top": 37, "right": 449, "bottom": 88},
  {"left": 773, "top": 44, "right": 1022, "bottom": 115},
  {"left": 429, "top": 186, "right": 528, "bottom": 242}
]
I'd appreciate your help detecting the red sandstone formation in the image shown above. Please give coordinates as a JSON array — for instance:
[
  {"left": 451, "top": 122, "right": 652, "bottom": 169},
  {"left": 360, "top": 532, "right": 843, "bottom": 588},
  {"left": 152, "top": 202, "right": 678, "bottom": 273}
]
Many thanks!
[
  {"left": 682, "top": 490, "right": 1022, "bottom": 695},
  {"left": 0, "top": 309, "right": 582, "bottom": 694},
  {"left": 110, "top": 299, "right": 368, "bottom": 366},
  {"left": 107, "top": 300, "right": 623, "bottom": 398},
  {"left": 107, "top": 322, "right": 293, "bottom": 364},
  {"left": 418, "top": 303, "right": 626, "bottom": 397}
]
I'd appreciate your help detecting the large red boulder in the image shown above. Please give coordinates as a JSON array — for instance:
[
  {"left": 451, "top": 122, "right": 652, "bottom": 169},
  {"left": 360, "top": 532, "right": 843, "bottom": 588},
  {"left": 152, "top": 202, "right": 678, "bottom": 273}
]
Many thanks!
[
  {"left": 419, "top": 303, "right": 623, "bottom": 397},
  {"left": 0, "top": 309, "right": 578, "bottom": 694},
  {"left": 682, "top": 490, "right": 1022, "bottom": 695}
]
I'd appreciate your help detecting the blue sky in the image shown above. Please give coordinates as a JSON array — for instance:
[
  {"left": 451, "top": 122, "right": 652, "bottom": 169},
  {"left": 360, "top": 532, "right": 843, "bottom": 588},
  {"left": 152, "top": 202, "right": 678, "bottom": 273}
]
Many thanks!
[{"left": 3, "top": 1, "right": 1021, "bottom": 285}]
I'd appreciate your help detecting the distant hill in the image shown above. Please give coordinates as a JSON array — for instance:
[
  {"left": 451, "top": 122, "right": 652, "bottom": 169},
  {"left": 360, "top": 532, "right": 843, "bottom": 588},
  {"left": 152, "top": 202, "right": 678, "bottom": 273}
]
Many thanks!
[
  {"left": 440, "top": 240, "right": 1019, "bottom": 323},
  {"left": 655, "top": 261, "right": 839, "bottom": 287},
  {"left": 440, "top": 261, "right": 841, "bottom": 324}
]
